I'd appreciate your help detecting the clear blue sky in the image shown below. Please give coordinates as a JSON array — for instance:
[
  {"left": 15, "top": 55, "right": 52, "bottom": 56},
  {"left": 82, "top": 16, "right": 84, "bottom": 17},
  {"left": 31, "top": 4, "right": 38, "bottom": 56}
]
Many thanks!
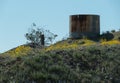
[{"left": 0, "top": 0, "right": 120, "bottom": 53}]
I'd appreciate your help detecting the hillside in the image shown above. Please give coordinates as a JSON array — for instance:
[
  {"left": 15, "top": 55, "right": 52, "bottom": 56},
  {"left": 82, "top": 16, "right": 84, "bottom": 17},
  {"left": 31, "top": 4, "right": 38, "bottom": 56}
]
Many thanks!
[{"left": 0, "top": 31, "right": 120, "bottom": 83}]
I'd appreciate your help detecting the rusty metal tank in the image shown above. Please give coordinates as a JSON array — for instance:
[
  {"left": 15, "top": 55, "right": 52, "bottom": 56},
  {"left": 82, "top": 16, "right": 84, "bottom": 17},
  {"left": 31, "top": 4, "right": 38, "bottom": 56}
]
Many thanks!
[{"left": 69, "top": 14, "right": 100, "bottom": 39}]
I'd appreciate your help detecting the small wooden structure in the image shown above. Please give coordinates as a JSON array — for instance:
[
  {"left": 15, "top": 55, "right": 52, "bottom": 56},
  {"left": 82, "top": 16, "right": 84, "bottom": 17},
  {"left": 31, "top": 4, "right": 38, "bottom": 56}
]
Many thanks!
[{"left": 41, "top": 34, "right": 45, "bottom": 46}]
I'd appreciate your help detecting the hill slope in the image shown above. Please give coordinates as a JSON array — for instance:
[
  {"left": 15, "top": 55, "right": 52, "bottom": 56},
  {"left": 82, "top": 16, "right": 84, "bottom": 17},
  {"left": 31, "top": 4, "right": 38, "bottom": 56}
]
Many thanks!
[{"left": 0, "top": 31, "right": 120, "bottom": 83}]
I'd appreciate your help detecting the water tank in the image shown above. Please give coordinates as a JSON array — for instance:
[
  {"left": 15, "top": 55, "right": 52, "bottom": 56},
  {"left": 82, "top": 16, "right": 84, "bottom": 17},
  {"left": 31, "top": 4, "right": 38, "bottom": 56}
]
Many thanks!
[{"left": 69, "top": 14, "right": 100, "bottom": 39}]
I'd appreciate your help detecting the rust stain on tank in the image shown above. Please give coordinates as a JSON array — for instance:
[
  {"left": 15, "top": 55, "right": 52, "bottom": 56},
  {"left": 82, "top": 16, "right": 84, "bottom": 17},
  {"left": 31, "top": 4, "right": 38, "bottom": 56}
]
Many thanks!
[{"left": 69, "top": 14, "right": 100, "bottom": 39}]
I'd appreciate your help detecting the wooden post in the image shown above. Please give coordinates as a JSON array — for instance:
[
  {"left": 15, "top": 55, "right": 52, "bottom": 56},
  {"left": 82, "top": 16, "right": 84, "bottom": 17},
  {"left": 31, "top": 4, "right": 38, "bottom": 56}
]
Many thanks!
[{"left": 41, "top": 34, "right": 45, "bottom": 46}]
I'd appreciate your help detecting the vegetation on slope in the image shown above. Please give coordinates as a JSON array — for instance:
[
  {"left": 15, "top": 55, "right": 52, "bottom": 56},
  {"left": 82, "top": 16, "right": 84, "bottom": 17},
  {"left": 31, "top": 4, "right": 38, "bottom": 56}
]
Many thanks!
[
  {"left": 46, "top": 39, "right": 120, "bottom": 51},
  {"left": 4, "top": 45, "right": 32, "bottom": 57},
  {"left": 0, "top": 31, "right": 120, "bottom": 83},
  {"left": 1, "top": 45, "right": 120, "bottom": 82}
]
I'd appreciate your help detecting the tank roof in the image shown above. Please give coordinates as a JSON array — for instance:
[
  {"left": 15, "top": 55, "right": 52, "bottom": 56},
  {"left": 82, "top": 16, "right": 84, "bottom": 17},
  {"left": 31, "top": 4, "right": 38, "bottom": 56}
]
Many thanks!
[{"left": 70, "top": 14, "right": 100, "bottom": 17}]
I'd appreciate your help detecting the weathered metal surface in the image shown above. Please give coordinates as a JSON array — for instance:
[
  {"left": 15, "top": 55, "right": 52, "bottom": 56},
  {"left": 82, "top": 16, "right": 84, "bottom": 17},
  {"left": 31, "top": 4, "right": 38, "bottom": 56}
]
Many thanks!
[{"left": 69, "top": 14, "right": 100, "bottom": 39}]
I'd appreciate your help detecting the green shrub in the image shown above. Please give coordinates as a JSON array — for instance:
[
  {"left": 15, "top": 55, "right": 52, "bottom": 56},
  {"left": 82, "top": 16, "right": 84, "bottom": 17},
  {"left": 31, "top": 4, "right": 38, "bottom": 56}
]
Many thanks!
[{"left": 1, "top": 44, "right": 120, "bottom": 82}]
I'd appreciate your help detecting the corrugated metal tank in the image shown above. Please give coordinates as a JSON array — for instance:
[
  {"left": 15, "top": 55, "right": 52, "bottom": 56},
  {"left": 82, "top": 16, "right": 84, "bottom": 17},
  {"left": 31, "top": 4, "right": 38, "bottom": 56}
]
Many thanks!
[{"left": 69, "top": 14, "right": 100, "bottom": 39}]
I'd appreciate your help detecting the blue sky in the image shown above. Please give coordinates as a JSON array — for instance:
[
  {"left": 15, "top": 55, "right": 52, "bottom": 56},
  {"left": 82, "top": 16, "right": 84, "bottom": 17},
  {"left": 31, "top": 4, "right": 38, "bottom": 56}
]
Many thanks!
[{"left": 0, "top": 0, "right": 120, "bottom": 53}]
